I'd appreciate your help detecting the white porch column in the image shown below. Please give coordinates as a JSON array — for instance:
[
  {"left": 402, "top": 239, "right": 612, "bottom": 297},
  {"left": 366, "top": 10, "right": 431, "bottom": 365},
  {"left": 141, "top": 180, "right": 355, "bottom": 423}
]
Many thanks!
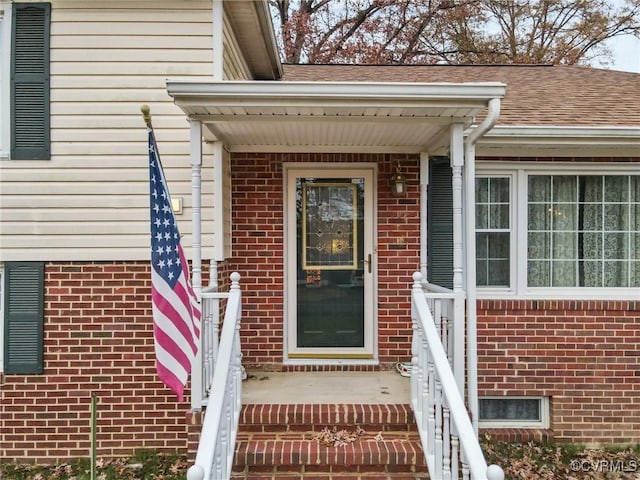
[
  {"left": 419, "top": 153, "right": 429, "bottom": 283},
  {"left": 190, "top": 118, "right": 203, "bottom": 411},
  {"left": 212, "top": 142, "right": 225, "bottom": 266},
  {"left": 208, "top": 142, "right": 224, "bottom": 291},
  {"left": 449, "top": 123, "right": 466, "bottom": 396}
]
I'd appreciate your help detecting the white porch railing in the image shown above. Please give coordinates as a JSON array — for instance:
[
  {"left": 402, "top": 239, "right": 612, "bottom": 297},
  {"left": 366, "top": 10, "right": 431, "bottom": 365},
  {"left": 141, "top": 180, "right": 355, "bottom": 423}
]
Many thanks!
[
  {"left": 187, "top": 272, "right": 243, "bottom": 480},
  {"left": 411, "top": 272, "right": 504, "bottom": 480},
  {"left": 192, "top": 281, "right": 225, "bottom": 407}
]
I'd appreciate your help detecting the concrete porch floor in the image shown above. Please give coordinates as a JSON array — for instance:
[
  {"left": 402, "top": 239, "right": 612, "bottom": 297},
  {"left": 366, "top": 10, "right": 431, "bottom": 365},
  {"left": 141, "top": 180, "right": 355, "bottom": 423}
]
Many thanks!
[{"left": 241, "top": 370, "right": 411, "bottom": 404}]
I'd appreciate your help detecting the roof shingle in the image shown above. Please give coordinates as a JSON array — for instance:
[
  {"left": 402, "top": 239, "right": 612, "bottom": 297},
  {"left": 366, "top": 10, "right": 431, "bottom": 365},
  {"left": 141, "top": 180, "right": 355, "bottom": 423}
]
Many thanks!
[{"left": 282, "top": 64, "right": 640, "bottom": 127}]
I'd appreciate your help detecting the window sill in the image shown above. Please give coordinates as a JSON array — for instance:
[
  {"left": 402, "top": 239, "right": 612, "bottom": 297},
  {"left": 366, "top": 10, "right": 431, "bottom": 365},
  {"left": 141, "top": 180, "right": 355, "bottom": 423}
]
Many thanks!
[
  {"left": 477, "top": 288, "right": 640, "bottom": 301},
  {"left": 480, "top": 427, "right": 555, "bottom": 444}
]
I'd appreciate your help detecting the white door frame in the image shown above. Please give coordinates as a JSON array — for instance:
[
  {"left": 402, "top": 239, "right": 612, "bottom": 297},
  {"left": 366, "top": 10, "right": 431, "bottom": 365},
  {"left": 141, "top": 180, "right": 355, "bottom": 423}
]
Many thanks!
[{"left": 283, "top": 163, "right": 378, "bottom": 364}]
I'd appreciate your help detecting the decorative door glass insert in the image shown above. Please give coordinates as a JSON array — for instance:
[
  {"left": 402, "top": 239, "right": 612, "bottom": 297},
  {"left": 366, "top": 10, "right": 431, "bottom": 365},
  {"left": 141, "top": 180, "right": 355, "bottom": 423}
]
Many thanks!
[{"left": 303, "top": 183, "right": 357, "bottom": 270}]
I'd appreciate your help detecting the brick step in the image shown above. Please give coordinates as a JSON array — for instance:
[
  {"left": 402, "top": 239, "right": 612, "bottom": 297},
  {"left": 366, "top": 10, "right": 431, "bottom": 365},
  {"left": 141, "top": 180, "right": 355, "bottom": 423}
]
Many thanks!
[
  {"left": 232, "top": 437, "right": 427, "bottom": 480},
  {"left": 232, "top": 404, "right": 427, "bottom": 480},
  {"left": 239, "top": 403, "right": 418, "bottom": 433}
]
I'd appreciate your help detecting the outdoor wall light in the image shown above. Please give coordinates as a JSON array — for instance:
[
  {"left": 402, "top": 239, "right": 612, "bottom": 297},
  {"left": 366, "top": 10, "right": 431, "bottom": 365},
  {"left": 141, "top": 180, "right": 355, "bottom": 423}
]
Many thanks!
[{"left": 389, "top": 162, "right": 407, "bottom": 197}]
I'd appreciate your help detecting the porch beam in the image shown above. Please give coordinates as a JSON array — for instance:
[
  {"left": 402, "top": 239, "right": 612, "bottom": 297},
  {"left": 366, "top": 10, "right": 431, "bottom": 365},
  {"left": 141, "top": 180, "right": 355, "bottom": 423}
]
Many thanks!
[
  {"left": 167, "top": 80, "right": 507, "bottom": 104},
  {"left": 222, "top": 144, "right": 449, "bottom": 154},
  {"left": 192, "top": 115, "right": 472, "bottom": 125}
]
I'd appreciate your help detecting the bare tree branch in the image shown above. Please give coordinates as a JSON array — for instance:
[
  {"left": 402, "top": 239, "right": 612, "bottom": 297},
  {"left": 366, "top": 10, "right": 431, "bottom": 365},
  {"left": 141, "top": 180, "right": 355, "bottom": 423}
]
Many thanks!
[{"left": 269, "top": 0, "right": 640, "bottom": 66}]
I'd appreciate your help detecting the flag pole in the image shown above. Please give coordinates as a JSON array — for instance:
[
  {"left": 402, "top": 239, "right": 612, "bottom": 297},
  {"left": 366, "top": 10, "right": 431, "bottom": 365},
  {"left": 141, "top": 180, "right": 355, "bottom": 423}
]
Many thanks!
[
  {"left": 141, "top": 104, "right": 152, "bottom": 128},
  {"left": 142, "top": 103, "right": 203, "bottom": 405}
]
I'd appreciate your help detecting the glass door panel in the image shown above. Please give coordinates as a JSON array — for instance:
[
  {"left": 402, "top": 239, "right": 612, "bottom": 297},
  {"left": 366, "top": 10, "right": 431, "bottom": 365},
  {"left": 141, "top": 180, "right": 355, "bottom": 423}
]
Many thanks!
[{"left": 296, "top": 178, "right": 365, "bottom": 347}]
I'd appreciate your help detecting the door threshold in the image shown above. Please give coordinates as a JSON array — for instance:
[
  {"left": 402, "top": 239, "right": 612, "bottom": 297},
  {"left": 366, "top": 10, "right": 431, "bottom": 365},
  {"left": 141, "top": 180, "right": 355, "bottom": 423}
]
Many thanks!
[
  {"left": 288, "top": 353, "right": 374, "bottom": 360},
  {"left": 284, "top": 357, "right": 379, "bottom": 367}
]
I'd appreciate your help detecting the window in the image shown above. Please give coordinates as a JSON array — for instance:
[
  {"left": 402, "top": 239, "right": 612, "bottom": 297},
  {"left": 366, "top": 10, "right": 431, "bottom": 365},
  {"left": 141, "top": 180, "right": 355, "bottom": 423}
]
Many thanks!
[
  {"left": 10, "top": 2, "right": 50, "bottom": 160},
  {"left": 479, "top": 397, "right": 549, "bottom": 428},
  {"left": 471, "top": 167, "right": 640, "bottom": 296},
  {"left": 3, "top": 262, "right": 45, "bottom": 374},
  {"left": 528, "top": 175, "right": 639, "bottom": 288},
  {"left": 476, "top": 177, "right": 511, "bottom": 287}
]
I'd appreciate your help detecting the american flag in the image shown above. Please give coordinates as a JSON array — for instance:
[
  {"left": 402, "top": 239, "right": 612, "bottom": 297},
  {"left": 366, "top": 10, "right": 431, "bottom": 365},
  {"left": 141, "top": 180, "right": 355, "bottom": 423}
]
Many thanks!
[{"left": 148, "top": 128, "right": 201, "bottom": 401}]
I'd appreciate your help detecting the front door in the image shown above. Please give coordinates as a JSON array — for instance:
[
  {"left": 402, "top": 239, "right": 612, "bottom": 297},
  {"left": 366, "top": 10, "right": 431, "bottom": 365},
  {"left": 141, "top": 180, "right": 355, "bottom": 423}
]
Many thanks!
[{"left": 286, "top": 165, "right": 376, "bottom": 360}]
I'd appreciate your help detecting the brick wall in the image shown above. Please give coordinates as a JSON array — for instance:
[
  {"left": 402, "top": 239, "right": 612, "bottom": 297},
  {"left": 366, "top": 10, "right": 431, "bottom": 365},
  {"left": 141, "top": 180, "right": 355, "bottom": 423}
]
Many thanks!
[
  {"left": 4, "top": 155, "right": 639, "bottom": 464},
  {"left": 478, "top": 299, "right": 640, "bottom": 444},
  {"left": 0, "top": 261, "right": 213, "bottom": 463},
  {"left": 227, "top": 152, "right": 421, "bottom": 368}
]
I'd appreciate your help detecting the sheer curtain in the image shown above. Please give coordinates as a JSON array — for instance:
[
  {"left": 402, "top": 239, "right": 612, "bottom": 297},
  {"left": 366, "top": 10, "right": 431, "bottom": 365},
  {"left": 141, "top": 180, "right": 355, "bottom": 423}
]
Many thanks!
[
  {"left": 476, "top": 177, "right": 510, "bottom": 286},
  {"left": 528, "top": 175, "right": 639, "bottom": 288},
  {"left": 479, "top": 398, "right": 540, "bottom": 422}
]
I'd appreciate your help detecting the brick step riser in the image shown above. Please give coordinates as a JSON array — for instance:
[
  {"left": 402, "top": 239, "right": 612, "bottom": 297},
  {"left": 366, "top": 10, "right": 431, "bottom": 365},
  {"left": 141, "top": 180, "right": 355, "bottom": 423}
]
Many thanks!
[
  {"left": 232, "top": 474, "right": 428, "bottom": 479},
  {"left": 240, "top": 404, "right": 416, "bottom": 429},
  {"left": 233, "top": 438, "right": 427, "bottom": 471},
  {"left": 232, "top": 464, "right": 430, "bottom": 480}
]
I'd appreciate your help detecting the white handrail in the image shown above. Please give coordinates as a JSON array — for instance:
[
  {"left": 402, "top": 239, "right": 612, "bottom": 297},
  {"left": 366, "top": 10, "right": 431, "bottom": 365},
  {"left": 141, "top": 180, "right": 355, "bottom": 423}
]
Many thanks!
[
  {"left": 411, "top": 272, "right": 504, "bottom": 480},
  {"left": 187, "top": 272, "right": 243, "bottom": 480}
]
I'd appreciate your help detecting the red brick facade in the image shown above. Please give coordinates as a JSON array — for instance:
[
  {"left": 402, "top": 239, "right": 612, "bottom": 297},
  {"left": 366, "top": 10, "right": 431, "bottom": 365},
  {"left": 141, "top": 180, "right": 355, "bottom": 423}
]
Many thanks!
[
  {"left": 478, "top": 299, "right": 640, "bottom": 444},
  {"left": 226, "top": 153, "right": 421, "bottom": 368},
  {"left": 1, "top": 262, "right": 199, "bottom": 462},
  {"left": 2, "top": 154, "right": 639, "bottom": 463}
]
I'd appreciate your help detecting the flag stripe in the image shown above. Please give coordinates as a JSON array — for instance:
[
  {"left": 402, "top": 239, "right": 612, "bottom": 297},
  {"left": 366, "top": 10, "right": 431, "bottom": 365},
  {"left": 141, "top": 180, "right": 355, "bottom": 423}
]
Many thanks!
[
  {"left": 152, "top": 293, "right": 198, "bottom": 362},
  {"left": 155, "top": 347, "right": 188, "bottom": 402},
  {"left": 152, "top": 271, "right": 199, "bottom": 355},
  {"left": 153, "top": 316, "right": 193, "bottom": 374},
  {"left": 148, "top": 127, "right": 201, "bottom": 401}
]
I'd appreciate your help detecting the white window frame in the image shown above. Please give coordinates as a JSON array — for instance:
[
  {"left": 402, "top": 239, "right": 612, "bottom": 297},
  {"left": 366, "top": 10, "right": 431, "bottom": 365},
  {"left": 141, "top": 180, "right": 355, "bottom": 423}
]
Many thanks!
[
  {"left": 475, "top": 172, "right": 516, "bottom": 295},
  {"left": 478, "top": 396, "right": 550, "bottom": 429},
  {"left": 0, "top": 2, "right": 12, "bottom": 160},
  {"left": 476, "top": 161, "right": 639, "bottom": 300}
]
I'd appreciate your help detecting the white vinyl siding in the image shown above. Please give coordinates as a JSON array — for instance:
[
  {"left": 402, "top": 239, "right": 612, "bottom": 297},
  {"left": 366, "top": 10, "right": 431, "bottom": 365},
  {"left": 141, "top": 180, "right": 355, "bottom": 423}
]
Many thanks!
[
  {"left": 223, "top": 13, "right": 250, "bottom": 80},
  {"left": 0, "top": 0, "right": 247, "bottom": 262}
]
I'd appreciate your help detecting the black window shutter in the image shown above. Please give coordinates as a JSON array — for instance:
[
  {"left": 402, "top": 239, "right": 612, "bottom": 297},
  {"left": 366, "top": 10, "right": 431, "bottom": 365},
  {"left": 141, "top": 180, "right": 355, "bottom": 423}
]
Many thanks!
[
  {"left": 11, "top": 3, "right": 51, "bottom": 160},
  {"left": 4, "top": 262, "right": 45, "bottom": 374},
  {"left": 427, "top": 158, "right": 453, "bottom": 289}
]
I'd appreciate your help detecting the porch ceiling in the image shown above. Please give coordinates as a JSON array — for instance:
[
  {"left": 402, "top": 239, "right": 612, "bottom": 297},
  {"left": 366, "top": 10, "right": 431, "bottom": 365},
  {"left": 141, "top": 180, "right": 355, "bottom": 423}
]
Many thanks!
[{"left": 166, "top": 80, "right": 506, "bottom": 153}]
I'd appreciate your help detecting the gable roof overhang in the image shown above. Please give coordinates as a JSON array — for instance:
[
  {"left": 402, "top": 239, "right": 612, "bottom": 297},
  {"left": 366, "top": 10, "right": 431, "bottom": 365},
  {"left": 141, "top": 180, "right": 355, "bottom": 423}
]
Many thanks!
[
  {"left": 166, "top": 80, "right": 507, "bottom": 153},
  {"left": 224, "top": 1, "right": 282, "bottom": 80}
]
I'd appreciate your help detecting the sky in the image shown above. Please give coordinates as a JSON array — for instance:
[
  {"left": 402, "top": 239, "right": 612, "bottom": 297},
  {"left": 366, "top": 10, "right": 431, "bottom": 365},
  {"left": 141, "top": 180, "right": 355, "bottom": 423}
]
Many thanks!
[
  {"left": 606, "top": 34, "right": 640, "bottom": 72},
  {"left": 605, "top": 0, "right": 640, "bottom": 73}
]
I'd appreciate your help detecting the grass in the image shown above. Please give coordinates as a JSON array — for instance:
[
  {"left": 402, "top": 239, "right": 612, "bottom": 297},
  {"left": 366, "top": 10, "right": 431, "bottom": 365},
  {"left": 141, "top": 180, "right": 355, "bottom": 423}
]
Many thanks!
[
  {"left": 0, "top": 450, "right": 189, "bottom": 480},
  {"left": 1, "top": 441, "right": 639, "bottom": 479}
]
